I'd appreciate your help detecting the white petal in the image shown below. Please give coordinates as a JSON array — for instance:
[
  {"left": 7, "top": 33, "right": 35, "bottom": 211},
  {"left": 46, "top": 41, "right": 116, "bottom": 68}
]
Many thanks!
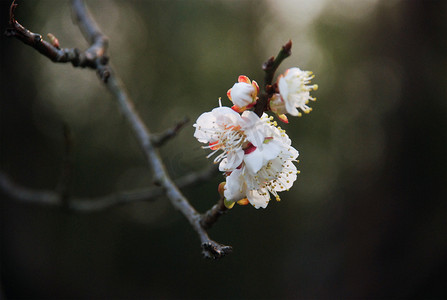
[
  {"left": 278, "top": 77, "right": 289, "bottom": 101},
  {"left": 224, "top": 169, "right": 245, "bottom": 201},
  {"left": 275, "top": 163, "right": 297, "bottom": 192},
  {"left": 289, "top": 146, "right": 299, "bottom": 160},
  {"left": 284, "top": 99, "right": 299, "bottom": 116},
  {"left": 242, "top": 111, "right": 265, "bottom": 148},
  {"left": 230, "top": 82, "right": 255, "bottom": 107},
  {"left": 244, "top": 149, "right": 264, "bottom": 174},
  {"left": 219, "top": 150, "right": 244, "bottom": 172},
  {"left": 241, "top": 110, "right": 260, "bottom": 124},
  {"left": 246, "top": 189, "right": 270, "bottom": 209},
  {"left": 193, "top": 112, "right": 216, "bottom": 142},
  {"left": 261, "top": 140, "right": 282, "bottom": 162},
  {"left": 213, "top": 106, "right": 241, "bottom": 124}
]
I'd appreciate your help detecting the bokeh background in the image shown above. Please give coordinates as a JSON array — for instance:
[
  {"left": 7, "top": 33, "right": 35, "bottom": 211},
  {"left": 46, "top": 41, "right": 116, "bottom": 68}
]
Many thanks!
[{"left": 1, "top": 0, "right": 446, "bottom": 299}]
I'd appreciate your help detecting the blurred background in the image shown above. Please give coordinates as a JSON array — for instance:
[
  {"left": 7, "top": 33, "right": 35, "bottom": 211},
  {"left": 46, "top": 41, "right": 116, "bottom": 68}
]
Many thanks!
[{"left": 1, "top": 0, "right": 446, "bottom": 298}]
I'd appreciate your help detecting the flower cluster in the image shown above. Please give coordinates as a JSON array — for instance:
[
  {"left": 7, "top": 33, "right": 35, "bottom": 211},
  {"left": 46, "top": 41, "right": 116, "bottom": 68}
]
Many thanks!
[{"left": 194, "top": 67, "right": 317, "bottom": 209}]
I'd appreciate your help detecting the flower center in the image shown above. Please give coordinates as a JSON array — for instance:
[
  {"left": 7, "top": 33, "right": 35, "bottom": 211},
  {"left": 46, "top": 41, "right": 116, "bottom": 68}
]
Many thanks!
[{"left": 203, "top": 124, "right": 247, "bottom": 163}]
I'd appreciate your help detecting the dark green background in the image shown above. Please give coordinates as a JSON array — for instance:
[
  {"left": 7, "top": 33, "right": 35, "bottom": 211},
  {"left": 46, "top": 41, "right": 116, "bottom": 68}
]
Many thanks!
[{"left": 1, "top": 0, "right": 446, "bottom": 298}]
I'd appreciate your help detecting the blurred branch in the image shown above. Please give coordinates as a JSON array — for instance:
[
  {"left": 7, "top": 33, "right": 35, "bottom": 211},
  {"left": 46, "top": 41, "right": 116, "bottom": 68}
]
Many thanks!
[
  {"left": 4, "top": 0, "right": 231, "bottom": 259},
  {"left": 4, "top": 0, "right": 110, "bottom": 81},
  {"left": 56, "top": 124, "right": 74, "bottom": 208},
  {"left": 151, "top": 117, "right": 190, "bottom": 147},
  {"left": 254, "top": 40, "right": 292, "bottom": 117},
  {"left": 0, "top": 165, "right": 218, "bottom": 212},
  {"left": 0, "top": 172, "right": 60, "bottom": 206}
]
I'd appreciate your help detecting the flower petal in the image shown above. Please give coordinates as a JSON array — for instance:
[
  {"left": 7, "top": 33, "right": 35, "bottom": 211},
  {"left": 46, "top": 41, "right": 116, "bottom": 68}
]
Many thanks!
[
  {"left": 252, "top": 80, "right": 260, "bottom": 95},
  {"left": 230, "top": 82, "right": 256, "bottom": 108},
  {"left": 193, "top": 111, "right": 217, "bottom": 143},
  {"left": 238, "top": 75, "right": 251, "bottom": 84},
  {"left": 261, "top": 140, "right": 282, "bottom": 162},
  {"left": 244, "top": 149, "right": 264, "bottom": 174},
  {"left": 226, "top": 88, "right": 232, "bottom": 100},
  {"left": 241, "top": 111, "right": 265, "bottom": 148},
  {"left": 224, "top": 169, "right": 246, "bottom": 201},
  {"left": 219, "top": 149, "right": 244, "bottom": 172},
  {"left": 246, "top": 189, "right": 270, "bottom": 209}
]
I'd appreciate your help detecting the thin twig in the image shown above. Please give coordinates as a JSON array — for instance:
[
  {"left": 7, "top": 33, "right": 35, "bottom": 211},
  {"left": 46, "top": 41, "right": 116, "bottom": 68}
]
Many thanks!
[
  {"left": 0, "top": 172, "right": 60, "bottom": 206},
  {"left": 151, "top": 117, "right": 190, "bottom": 147},
  {"left": 0, "top": 165, "right": 218, "bottom": 212},
  {"left": 4, "top": 0, "right": 110, "bottom": 81},
  {"left": 254, "top": 40, "right": 292, "bottom": 117}
]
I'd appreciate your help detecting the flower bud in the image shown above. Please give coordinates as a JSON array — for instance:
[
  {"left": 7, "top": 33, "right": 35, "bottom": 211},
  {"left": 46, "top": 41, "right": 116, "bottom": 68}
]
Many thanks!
[
  {"left": 218, "top": 182, "right": 226, "bottom": 196},
  {"left": 227, "top": 75, "right": 259, "bottom": 112},
  {"left": 47, "top": 33, "right": 60, "bottom": 49}
]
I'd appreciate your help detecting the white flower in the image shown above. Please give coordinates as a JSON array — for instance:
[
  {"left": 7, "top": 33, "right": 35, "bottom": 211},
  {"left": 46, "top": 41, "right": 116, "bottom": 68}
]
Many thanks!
[
  {"left": 224, "top": 146, "right": 299, "bottom": 209},
  {"left": 193, "top": 106, "right": 268, "bottom": 172},
  {"left": 277, "top": 67, "right": 318, "bottom": 117},
  {"left": 227, "top": 75, "right": 259, "bottom": 113},
  {"left": 223, "top": 115, "right": 299, "bottom": 209}
]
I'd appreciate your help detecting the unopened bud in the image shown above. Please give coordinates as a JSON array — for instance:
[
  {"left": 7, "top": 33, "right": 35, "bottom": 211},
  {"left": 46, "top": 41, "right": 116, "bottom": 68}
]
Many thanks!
[
  {"left": 47, "top": 33, "right": 60, "bottom": 49},
  {"left": 283, "top": 39, "right": 292, "bottom": 54},
  {"left": 217, "top": 182, "right": 226, "bottom": 196}
]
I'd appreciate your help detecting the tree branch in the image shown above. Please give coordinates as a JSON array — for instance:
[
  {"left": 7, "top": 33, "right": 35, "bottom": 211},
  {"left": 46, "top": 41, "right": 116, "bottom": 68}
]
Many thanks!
[
  {"left": 70, "top": 0, "right": 231, "bottom": 258},
  {"left": 0, "top": 172, "right": 60, "bottom": 206},
  {"left": 200, "top": 196, "right": 228, "bottom": 230},
  {"left": 103, "top": 68, "right": 231, "bottom": 258},
  {"left": 0, "top": 166, "right": 217, "bottom": 212},
  {"left": 4, "top": 0, "right": 110, "bottom": 81},
  {"left": 4, "top": 0, "right": 231, "bottom": 259}
]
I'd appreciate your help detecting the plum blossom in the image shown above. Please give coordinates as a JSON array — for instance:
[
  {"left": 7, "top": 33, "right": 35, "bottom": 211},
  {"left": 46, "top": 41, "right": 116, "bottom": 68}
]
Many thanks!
[
  {"left": 194, "top": 64, "right": 317, "bottom": 209},
  {"left": 223, "top": 115, "right": 299, "bottom": 209},
  {"left": 227, "top": 75, "right": 259, "bottom": 113},
  {"left": 194, "top": 107, "right": 299, "bottom": 209},
  {"left": 193, "top": 106, "right": 267, "bottom": 172},
  {"left": 276, "top": 67, "right": 318, "bottom": 117}
]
